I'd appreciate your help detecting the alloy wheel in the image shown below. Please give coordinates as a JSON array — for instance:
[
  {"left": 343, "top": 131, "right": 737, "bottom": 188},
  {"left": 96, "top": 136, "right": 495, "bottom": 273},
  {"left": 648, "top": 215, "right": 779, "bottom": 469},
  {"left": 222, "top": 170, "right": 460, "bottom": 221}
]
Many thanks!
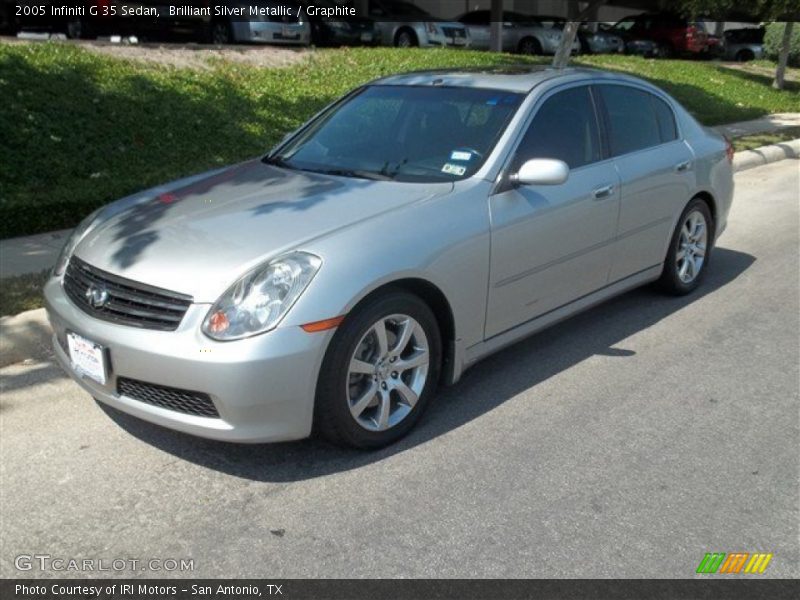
[
  {"left": 396, "top": 32, "right": 413, "bottom": 47},
  {"left": 346, "top": 314, "right": 429, "bottom": 432},
  {"left": 212, "top": 23, "right": 230, "bottom": 45},
  {"left": 676, "top": 209, "right": 708, "bottom": 284}
]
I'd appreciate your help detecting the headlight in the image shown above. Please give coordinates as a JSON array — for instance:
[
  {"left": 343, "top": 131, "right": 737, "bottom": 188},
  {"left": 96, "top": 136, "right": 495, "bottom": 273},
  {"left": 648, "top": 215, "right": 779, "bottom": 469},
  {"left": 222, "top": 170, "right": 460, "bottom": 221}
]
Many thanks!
[
  {"left": 425, "top": 22, "right": 438, "bottom": 35},
  {"left": 202, "top": 252, "right": 322, "bottom": 341},
  {"left": 53, "top": 207, "right": 102, "bottom": 277}
]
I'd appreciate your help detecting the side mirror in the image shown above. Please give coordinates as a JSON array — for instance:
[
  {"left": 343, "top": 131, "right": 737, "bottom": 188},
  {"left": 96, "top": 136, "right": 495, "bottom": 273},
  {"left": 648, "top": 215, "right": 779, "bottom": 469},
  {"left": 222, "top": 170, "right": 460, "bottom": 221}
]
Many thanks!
[{"left": 511, "top": 158, "right": 569, "bottom": 186}]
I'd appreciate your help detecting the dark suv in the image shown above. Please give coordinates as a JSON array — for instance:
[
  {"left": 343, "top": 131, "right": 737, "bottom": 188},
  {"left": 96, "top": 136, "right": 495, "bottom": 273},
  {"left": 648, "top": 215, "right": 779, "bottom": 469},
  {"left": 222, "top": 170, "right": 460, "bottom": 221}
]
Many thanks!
[{"left": 612, "top": 12, "right": 709, "bottom": 57}]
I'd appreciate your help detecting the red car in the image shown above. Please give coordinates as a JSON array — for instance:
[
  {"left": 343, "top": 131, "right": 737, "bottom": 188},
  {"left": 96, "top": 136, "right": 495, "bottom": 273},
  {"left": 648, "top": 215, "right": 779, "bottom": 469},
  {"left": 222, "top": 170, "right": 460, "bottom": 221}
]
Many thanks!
[{"left": 612, "top": 12, "right": 709, "bottom": 57}]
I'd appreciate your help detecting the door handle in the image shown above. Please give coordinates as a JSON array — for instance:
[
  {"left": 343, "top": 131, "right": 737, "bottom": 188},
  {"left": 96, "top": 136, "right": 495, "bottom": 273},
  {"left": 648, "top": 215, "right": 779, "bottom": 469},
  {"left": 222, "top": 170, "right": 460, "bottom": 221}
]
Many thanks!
[
  {"left": 593, "top": 184, "right": 615, "bottom": 200},
  {"left": 675, "top": 160, "right": 692, "bottom": 172}
]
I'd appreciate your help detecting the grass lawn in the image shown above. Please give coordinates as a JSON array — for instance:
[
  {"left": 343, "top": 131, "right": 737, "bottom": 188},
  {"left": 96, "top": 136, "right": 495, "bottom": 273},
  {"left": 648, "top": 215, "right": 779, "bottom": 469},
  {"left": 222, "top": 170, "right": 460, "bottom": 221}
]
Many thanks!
[
  {"left": 0, "top": 269, "right": 49, "bottom": 317},
  {"left": 1, "top": 42, "right": 799, "bottom": 239}
]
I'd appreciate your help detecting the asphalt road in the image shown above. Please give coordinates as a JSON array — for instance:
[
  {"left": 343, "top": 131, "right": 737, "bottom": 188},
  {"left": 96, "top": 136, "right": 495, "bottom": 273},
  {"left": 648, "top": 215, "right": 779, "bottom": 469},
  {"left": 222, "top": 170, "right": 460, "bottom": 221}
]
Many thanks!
[{"left": 1, "top": 160, "right": 798, "bottom": 579}]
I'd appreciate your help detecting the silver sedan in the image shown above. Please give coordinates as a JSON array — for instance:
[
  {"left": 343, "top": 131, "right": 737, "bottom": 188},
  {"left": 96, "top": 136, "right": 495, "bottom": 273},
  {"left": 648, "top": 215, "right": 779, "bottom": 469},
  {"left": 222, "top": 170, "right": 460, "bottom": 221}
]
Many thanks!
[
  {"left": 458, "top": 11, "right": 580, "bottom": 55},
  {"left": 45, "top": 67, "right": 734, "bottom": 449}
]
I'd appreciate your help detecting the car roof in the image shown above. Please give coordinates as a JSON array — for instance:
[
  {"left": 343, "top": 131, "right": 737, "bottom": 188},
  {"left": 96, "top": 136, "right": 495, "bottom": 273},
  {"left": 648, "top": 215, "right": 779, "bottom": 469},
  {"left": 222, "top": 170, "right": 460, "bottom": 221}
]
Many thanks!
[{"left": 371, "top": 66, "right": 648, "bottom": 94}]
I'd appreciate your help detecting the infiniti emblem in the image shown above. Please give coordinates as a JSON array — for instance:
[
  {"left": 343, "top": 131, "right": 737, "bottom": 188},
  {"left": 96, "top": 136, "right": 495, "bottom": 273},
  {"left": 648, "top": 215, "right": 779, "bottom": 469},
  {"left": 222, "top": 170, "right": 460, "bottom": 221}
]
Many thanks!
[{"left": 85, "top": 284, "right": 110, "bottom": 309}]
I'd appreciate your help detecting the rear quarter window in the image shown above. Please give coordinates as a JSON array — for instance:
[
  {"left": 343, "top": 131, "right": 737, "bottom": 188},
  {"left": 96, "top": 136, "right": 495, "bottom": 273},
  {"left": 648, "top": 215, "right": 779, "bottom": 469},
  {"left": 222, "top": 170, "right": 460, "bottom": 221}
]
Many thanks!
[{"left": 651, "top": 95, "right": 678, "bottom": 143}]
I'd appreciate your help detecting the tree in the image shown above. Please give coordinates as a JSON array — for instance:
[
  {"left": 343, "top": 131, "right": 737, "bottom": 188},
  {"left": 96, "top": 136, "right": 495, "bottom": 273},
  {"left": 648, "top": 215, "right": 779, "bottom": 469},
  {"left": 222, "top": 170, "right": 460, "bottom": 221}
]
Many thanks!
[
  {"left": 772, "top": 21, "right": 795, "bottom": 89},
  {"left": 676, "top": 0, "right": 800, "bottom": 90},
  {"left": 551, "top": 0, "right": 608, "bottom": 69}
]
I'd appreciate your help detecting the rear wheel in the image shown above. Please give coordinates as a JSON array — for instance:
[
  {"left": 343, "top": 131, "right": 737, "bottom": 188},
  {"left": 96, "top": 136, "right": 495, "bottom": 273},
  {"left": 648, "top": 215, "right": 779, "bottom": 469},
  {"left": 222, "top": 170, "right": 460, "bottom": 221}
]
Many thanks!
[
  {"left": 658, "top": 198, "right": 714, "bottom": 295},
  {"left": 517, "top": 36, "right": 543, "bottom": 55},
  {"left": 314, "top": 291, "right": 442, "bottom": 449},
  {"left": 735, "top": 49, "right": 755, "bottom": 62}
]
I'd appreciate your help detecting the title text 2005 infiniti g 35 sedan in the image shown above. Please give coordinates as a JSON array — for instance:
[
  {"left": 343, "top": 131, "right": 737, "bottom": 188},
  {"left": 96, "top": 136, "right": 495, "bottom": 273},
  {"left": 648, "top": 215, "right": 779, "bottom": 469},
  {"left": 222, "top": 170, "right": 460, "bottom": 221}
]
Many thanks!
[{"left": 45, "top": 66, "right": 734, "bottom": 449}]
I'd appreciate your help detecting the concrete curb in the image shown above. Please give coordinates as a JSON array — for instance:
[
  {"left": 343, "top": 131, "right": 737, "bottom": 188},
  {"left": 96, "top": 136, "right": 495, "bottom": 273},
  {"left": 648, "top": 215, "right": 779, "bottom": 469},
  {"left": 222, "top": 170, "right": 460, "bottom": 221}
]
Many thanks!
[
  {"left": 0, "top": 308, "right": 53, "bottom": 368},
  {"left": 733, "top": 139, "right": 800, "bottom": 173},
  {"left": 1, "top": 144, "right": 798, "bottom": 368}
]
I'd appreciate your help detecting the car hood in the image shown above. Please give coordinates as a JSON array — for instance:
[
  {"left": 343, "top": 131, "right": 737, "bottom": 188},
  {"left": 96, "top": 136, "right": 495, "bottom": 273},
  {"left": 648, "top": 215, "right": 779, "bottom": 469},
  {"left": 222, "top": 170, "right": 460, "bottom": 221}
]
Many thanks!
[{"left": 74, "top": 159, "right": 453, "bottom": 302}]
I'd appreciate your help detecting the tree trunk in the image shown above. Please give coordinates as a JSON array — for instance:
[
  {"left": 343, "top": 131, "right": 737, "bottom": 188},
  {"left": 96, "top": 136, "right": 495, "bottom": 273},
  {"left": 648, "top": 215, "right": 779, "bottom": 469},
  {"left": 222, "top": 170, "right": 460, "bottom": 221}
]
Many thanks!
[
  {"left": 552, "top": 21, "right": 580, "bottom": 69},
  {"left": 550, "top": 0, "right": 607, "bottom": 69},
  {"left": 773, "top": 21, "right": 794, "bottom": 90}
]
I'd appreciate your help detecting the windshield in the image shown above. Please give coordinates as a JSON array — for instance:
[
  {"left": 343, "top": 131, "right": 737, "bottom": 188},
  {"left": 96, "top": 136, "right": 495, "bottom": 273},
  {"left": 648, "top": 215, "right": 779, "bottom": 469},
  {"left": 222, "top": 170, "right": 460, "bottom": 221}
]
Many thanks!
[{"left": 269, "top": 85, "right": 523, "bottom": 183}]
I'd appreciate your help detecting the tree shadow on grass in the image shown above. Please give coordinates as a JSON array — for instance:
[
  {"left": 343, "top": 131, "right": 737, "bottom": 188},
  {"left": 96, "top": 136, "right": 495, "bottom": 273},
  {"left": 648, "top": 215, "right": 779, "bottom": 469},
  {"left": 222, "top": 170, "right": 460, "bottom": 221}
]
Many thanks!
[
  {"left": 102, "top": 247, "right": 756, "bottom": 483},
  {"left": 714, "top": 63, "right": 800, "bottom": 94},
  {"left": 0, "top": 46, "right": 339, "bottom": 238}
]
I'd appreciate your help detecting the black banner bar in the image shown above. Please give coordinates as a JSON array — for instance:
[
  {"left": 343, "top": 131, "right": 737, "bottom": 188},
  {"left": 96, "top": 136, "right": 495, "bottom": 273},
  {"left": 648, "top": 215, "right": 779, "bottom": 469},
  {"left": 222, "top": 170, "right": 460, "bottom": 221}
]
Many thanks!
[
  {"left": 2, "top": 579, "right": 800, "bottom": 600},
  {"left": 9, "top": 1, "right": 800, "bottom": 24}
]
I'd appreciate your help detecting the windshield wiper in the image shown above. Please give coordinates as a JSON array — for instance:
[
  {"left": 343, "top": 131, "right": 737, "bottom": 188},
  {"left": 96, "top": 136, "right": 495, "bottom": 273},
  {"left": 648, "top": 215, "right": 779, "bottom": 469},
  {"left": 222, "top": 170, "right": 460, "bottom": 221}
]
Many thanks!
[
  {"left": 314, "top": 168, "right": 394, "bottom": 181},
  {"left": 262, "top": 155, "right": 295, "bottom": 169}
]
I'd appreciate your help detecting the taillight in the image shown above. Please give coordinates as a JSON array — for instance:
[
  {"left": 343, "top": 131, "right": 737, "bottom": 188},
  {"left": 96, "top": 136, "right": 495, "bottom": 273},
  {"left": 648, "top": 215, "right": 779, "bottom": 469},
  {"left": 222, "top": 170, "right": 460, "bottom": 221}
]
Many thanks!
[{"left": 724, "top": 136, "right": 735, "bottom": 163}]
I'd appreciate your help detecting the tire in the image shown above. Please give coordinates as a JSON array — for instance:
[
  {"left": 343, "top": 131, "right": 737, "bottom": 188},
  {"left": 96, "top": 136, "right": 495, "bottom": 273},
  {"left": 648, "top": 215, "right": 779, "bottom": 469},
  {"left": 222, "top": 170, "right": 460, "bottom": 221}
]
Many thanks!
[
  {"left": 660, "top": 42, "right": 675, "bottom": 58},
  {"left": 517, "top": 36, "right": 543, "bottom": 55},
  {"left": 736, "top": 49, "right": 755, "bottom": 62},
  {"left": 658, "top": 198, "right": 714, "bottom": 296},
  {"left": 314, "top": 290, "right": 442, "bottom": 449},
  {"left": 208, "top": 19, "right": 233, "bottom": 45},
  {"left": 65, "top": 17, "right": 89, "bottom": 39},
  {"left": 394, "top": 28, "right": 417, "bottom": 47}
]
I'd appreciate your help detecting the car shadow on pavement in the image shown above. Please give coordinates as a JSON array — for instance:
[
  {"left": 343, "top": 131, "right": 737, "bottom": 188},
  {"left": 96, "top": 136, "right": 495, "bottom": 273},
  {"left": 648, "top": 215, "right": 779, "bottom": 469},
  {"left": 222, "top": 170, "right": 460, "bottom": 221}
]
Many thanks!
[{"left": 101, "top": 247, "right": 756, "bottom": 482}]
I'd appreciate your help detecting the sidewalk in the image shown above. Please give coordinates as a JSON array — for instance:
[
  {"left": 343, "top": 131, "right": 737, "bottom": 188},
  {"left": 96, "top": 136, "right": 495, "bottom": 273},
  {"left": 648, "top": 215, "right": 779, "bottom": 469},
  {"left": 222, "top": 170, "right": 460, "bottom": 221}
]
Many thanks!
[
  {"left": 712, "top": 113, "right": 800, "bottom": 139},
  {"left": 2, "top": 113, "right": 799, "bottom": 280},
  {"left": 0, "top": 229, "right": 71, "bottom": 278}
]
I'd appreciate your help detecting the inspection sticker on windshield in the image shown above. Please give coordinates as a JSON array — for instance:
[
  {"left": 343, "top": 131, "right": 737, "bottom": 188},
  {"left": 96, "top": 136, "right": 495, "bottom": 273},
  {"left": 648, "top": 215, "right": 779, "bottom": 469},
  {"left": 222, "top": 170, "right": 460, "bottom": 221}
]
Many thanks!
[
  {"left": 450, "top": 150, "right": 473, "bottom": 162},
  {"left": 442, "top": 163, "right": 467, "bottom": 176}
]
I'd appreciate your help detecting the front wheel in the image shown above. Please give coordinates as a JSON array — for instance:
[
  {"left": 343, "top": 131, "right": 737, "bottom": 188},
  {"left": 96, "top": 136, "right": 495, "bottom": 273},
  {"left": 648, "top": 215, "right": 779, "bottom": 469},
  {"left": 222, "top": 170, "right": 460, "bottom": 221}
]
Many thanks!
[
  {"left": 314, "top": 291, "right": 442, "bottom": 449},
  {"left": 394, "top": 29, "right": 418, "bottom": 47},
  {"left": 208, "top": 19, "right": 233, "bottom": 45},
  {"left": 65, "top": 17, "right": 89, "bottom": 39},
  {"left": 658, "top": 199, "right": 714, "bottom": 295}
]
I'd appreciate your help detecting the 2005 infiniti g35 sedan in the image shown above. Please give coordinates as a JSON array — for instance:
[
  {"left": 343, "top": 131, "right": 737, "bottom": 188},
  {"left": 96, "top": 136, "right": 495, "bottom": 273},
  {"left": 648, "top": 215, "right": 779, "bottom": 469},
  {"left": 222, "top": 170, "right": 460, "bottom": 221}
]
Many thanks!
[{"left": 45, "top": 66, "right": 734, "bottom": 449}]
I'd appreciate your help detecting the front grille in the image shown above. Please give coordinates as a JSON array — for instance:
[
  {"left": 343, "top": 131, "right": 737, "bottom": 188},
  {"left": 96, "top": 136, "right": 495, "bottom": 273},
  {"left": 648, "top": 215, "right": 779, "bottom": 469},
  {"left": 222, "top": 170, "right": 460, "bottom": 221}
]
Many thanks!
[
  {"left": 63, "top": 257, "right": 192, "bottom": 331},
  {"left": 117, "top": 377, "right": 219, "bottom": 418},
  {"left": 442, "top": 27, "right": 466, "bottom": 38}
]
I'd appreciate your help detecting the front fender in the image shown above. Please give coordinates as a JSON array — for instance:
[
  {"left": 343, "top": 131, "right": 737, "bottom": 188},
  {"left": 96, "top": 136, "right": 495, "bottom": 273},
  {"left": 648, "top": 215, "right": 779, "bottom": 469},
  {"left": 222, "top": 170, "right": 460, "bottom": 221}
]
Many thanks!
[{"left": 280, "top": 183, "right": 493, "bottom": 355}]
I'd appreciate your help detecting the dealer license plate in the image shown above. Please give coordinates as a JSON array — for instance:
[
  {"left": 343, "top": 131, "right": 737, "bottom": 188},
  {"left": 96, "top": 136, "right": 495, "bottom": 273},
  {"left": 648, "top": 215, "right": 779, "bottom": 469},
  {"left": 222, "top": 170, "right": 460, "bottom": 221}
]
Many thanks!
[{"left": 67, "top": 332, "right": 107, "bottom": 385}]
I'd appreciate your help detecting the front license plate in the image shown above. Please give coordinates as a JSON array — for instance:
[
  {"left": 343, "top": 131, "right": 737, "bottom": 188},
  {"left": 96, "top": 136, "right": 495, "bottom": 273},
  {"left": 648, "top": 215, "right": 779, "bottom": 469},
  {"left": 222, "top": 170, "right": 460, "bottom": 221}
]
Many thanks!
[{"left": 67, "top": 332, "right": 107, "bottom": 385}]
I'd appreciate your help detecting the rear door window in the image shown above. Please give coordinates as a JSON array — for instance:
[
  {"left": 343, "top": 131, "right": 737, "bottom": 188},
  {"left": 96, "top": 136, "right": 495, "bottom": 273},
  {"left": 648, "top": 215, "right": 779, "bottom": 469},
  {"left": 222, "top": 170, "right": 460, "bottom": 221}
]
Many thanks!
[{"left": 598, "top": 85, "right": 667, "bottom": 156}]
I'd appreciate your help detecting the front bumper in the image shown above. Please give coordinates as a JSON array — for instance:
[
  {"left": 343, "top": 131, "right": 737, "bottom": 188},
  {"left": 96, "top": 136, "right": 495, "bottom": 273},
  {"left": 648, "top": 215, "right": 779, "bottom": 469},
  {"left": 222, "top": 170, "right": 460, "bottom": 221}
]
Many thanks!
[
  {"left": 421, "top": 31, "right": 469, "bottom": 48},
  {"left": 44, "top": 277, "right": 331, "bottom": 443}
]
